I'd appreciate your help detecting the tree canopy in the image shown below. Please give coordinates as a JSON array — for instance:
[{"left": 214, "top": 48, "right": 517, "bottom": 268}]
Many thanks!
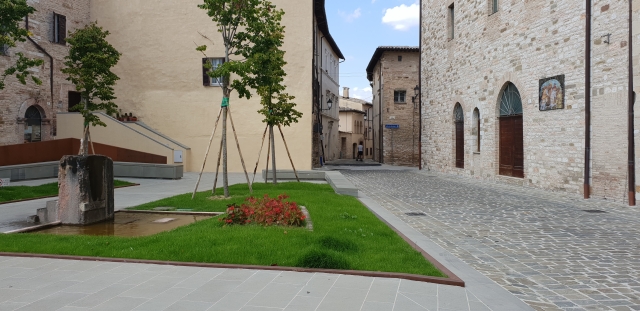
[
  {"left": 0, "top": 0, "right": 44, "bottom": 90},
  {"left": 62, "top": 23, "right": 121, "bottom": 128}
]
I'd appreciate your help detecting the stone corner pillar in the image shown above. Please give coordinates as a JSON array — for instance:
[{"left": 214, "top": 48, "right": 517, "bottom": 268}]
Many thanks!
[{"left": 57, "top": 155, "right": 114, "bottom": 225}]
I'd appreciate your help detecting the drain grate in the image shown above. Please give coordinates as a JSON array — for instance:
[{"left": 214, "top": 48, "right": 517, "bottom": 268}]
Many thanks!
[
  {"left": 405, "top": 212, "right": 427, "bottom": 217},
  {"left": 583, "top": 209, "right": 607, "bottom": 213}
]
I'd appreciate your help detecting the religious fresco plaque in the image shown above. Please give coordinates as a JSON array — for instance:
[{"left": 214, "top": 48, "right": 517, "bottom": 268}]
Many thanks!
[{"left": 539, "top": 75, "right": 565, "bottom": 111}]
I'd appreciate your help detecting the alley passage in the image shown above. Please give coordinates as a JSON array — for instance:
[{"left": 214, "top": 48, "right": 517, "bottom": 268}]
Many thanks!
[{"left": 343, "top": 170, "right": 640, "bottom": 311}]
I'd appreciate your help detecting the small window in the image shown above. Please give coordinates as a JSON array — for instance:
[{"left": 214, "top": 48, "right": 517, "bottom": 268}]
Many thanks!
[
  {"left": 53, "top": 13, "right": 66, "bottom": 44},
  {"left": 68, "top": 91, "right": 82, "bottom": 112},
  {"left": 491, "top": 0, "right": 498, "bottom": 14},
  {"left": 394, "top": 91, "right": 406, "bottom": 103},
  {"left": 202, "top": 58, "right": 225, "bottom": 86},
  {"left": 448, "top": 3, "right": 455, "bottom": 40},
  {"left": 398, "top": 55, "right": 403, "bottom": 62}
]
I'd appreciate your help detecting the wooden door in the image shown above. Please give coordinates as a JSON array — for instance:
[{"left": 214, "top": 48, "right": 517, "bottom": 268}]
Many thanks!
[
  {"left": 499, "top": 116, "right": 524, "bottom": 177},
  {"left": 455, "top": 121, "right": 464, "bottom": 168}
]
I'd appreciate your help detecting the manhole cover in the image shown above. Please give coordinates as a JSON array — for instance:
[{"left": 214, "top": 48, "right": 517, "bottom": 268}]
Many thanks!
[
  {"left": 583, "top": 210, "right": 606, "bottom": 213},
  {"left": 405, "top": 212, "right": 427, "bottom": 216}
]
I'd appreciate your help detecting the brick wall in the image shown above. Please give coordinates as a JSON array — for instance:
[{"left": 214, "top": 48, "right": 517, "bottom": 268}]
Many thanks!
[
  {"left": 421, "top": 0, "right": 633, "bottom": 201},
  {"left": 0, "top": 0, "right": 89, "bottom": 146}
]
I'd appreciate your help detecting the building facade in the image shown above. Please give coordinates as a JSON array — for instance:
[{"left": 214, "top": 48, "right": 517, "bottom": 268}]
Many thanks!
[
  {"left": 0, "top": 0, "right": 90, "bottom": 146},
  {"left": 367, "top": 47, "right": 420, "bottom": 167},
  {"left": 338, "top": 88, "right": 371, "bottom": 159},
  {"left": 421, "top": 0, "right": 640, "bottom": 202},
  {"left": 0, "top": 0, "right": 343, "bottom": 174},
  {"left": 313, "top": 4, "right": 344, "bottom": 166}
]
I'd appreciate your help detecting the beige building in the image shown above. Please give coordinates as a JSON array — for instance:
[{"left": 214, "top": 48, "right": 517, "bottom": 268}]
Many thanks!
[
  {"left": 338, "top": 88, "right": 371, "bottom": 159},
  {"left": 367, "top": 47, "right": 421, "bottom": 167},
  {"left": 421, "top": 0, "right": 640, "bottom": 203},
  {"left": 0, "top": 0, "right": 343, "bottom": 174}
]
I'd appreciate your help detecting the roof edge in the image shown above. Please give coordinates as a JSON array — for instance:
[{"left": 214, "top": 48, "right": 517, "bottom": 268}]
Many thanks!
[
  {"left": 314, "top": 0, "right": 345, "bottom": 60},
  {"left": 366, "top": 46, "right": 419, "bottom": 81}
]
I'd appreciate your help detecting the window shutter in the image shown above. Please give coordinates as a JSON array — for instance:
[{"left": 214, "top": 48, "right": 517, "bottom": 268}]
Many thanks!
[
  {"left": 53, "top": 13, "right": 57, "bottom": 42},
  {"left": 58, "top": 15, "right": 66, "bottom": 44},
  {"left": 202, "top": 58, "right": 210, "bottom": 86}
]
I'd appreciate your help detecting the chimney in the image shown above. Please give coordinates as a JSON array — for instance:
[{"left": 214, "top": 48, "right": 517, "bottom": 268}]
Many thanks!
[{"left": 343, "top": 87, "right": 350, "bottom": 99}]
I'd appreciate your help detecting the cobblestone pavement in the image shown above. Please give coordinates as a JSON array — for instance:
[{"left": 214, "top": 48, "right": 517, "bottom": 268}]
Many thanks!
[{"left": 343, "top": 169, "right": 640, "bottom": 311}]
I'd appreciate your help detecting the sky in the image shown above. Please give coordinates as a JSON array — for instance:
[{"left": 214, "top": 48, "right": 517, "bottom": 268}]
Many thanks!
[{"left": 324, "top": 0, "right": 419, "bottom": 102}]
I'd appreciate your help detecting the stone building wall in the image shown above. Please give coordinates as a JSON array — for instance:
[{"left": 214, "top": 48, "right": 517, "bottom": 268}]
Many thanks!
[
  {"left": 421, "top": 0, "right": 633, "bottom": 202},
  {"left": 0, "top": 0, "right": 90, "bottom": 146},
  {"left": 377, "top": 51, "right": 420, "bottom": 167}
]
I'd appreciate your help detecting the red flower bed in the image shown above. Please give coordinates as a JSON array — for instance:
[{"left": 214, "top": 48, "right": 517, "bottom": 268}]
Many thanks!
[{"left": 221, "top": 194, "right": 306, "bottom": 227}]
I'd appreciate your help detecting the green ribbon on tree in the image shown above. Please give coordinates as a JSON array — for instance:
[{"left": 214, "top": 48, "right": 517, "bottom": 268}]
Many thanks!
[{"left": 221, "top": 97, "right": 229, "bottom": 107}]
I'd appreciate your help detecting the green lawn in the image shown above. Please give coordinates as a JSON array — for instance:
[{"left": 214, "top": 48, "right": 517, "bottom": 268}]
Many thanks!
[
  {"left": 0, "top": 180, "right": 135, "bottom": 203},
  {"left": 0, "top": 182, "right": 446, "bottom": 277}
]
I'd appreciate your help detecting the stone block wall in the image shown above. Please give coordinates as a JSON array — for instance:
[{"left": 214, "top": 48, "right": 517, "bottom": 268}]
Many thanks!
[
  {"left": 374, "top": 51, "right": 421, "bottom": 167},
  {"left": 421, "top": 0, "right": 633, "bottom": 202},
  {"left": 0, "top": 0, "right": 89, "bottom": 146}
]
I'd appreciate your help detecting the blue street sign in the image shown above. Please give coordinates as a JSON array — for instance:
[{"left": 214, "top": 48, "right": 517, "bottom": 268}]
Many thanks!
[{"left": 385, "top": 124, "right": 400, "bottom": 129}]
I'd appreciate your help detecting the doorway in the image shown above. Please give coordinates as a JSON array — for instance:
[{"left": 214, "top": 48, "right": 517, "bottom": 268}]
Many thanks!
[
  {"left": 24, "top": 105, "right": 42, "bottom": 143},
  {"left": 498, "top": 82, "right": 524, "bottom": 178}
]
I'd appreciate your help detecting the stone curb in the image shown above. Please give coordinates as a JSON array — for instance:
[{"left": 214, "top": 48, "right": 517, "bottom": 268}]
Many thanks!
[{"left": 0, "top": 252, "right": 465, "bottom": 287}]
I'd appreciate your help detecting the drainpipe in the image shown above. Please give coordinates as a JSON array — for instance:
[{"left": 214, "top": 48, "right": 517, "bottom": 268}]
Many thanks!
[
  {"left": 25, "top": 16, "right": 54, "bottom": 105},
  {"left": 628, "top": 0, "right": 636, "bottom": 206},
  {"left": 418, "top": 0, "right": 423, "bottom": 170},
  {"left": 584, "top": 0, "right": 592, "bottom": 199}
]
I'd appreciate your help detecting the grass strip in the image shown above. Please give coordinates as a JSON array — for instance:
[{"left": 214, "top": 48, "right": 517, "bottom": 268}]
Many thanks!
[
  {"left": 0, "top": 180, "right": 135, "bottom": 203},
  {"left": 0, "top": 182, "right": 445, "bottom": 277}
]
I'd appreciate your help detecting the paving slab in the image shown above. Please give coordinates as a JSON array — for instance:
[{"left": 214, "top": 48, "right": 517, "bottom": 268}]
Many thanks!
[{"left": 343, "top": 169, "right": 640, "bottom": 311}]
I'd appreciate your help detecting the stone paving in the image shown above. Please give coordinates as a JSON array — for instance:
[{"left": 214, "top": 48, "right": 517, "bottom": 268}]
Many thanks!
[
  {"left": 342, "top": 169, "right": 640, "bottom": 311},
  {"left": 0, "top": 256, "right": 480, "bottom": 311}
]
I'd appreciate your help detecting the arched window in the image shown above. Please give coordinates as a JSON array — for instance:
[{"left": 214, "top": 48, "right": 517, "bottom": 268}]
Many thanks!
[
  {"left": 24, "top": 106, "right": 42, "bottom": 143},
  {"left": 454, "top": 103, "right": 464, "bottom": 168},
  {"left": 473, "top": 108, "right": 480, "bottom": 152},
  {"left": 499, "top": 82, "right": 524, "bottom": 178}
]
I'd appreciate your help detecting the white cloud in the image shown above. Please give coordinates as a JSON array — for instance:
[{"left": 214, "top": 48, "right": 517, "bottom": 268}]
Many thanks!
[
  {"left": 382, "top": 3, "right": 419, "bottom": 31},
  {"left": 338, "top": 8, "right": 362, "bottom": 23}
]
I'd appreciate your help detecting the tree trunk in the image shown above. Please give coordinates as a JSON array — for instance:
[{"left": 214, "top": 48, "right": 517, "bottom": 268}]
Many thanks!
[
  {"left": 270, "top": 125, "right": 277, "bottom": 184},
  {"left": 80, "top": 124, "right": 89, "bottom": 155},
  {"left": 222, "top": 106, "right": 229, "bottom": 197}
]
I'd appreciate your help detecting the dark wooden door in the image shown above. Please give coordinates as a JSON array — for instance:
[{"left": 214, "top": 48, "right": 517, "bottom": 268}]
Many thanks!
[
  {"left": 455, "top": 121, "right": 464, "bottom": 168},
  {"left": 499, "top": 116, "right": 524, "bottom": 178}
]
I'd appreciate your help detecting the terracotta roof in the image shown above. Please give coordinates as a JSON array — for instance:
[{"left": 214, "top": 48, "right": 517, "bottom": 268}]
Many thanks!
[{"left": 366, "top": 46, "right": 419, "bottom": 81}]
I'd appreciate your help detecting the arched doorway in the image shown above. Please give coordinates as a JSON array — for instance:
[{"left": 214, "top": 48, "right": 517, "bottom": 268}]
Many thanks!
[
  {"left": 499, "top": 82, "right": 524, "bottom": 178},
  {"left": 454, "top": 103, "right": 464, "bottom": 168},
  {"left": 24, "top": 106, "right": 43, "bottom": 143}
]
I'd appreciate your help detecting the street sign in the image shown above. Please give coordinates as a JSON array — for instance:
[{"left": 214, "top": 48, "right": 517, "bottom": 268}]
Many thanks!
[
  {"left": 385, "top": 124, "right": 400, "bottom": 129},
  {"left": 0, "top": 178, "right": 10, "bottom": 187}
]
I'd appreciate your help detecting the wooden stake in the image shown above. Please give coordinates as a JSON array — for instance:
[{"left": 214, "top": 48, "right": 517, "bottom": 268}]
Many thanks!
[
  {"left": 227, "top": 107, "right": 253, "bottom": 194},
  {"left": 252, "top": 125, "right": 269, "bottom": 184},
  {"left": 191, "top": 108, "right": 223, "bottom": 199},
  {"left": 212, "top": 136, "right": 224, "bottom": 194},
  {"left": 265, "top": 128, "right": 271, "bottom": 184},
  {"left": 278, "top": 125, "right": 300, "bottom": 182}
]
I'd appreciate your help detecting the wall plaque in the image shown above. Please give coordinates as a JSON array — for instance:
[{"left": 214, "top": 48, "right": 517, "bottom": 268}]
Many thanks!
[{"left": 539, "top": 75, "right": 565, "bottom": 111}]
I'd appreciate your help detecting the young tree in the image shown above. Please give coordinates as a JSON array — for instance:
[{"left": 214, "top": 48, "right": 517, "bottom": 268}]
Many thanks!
[
  {"left": 62, "top": 23, "right": 121, "bottom": 155},
  {"left": 197, "top": 0, "right": 277, "bottom": 197},
  {"left": 244, "top": 5, "right": 301, "bottom": 184},
  {"left": 0, "top": 0, "right": 44, "bottom": 90}
]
